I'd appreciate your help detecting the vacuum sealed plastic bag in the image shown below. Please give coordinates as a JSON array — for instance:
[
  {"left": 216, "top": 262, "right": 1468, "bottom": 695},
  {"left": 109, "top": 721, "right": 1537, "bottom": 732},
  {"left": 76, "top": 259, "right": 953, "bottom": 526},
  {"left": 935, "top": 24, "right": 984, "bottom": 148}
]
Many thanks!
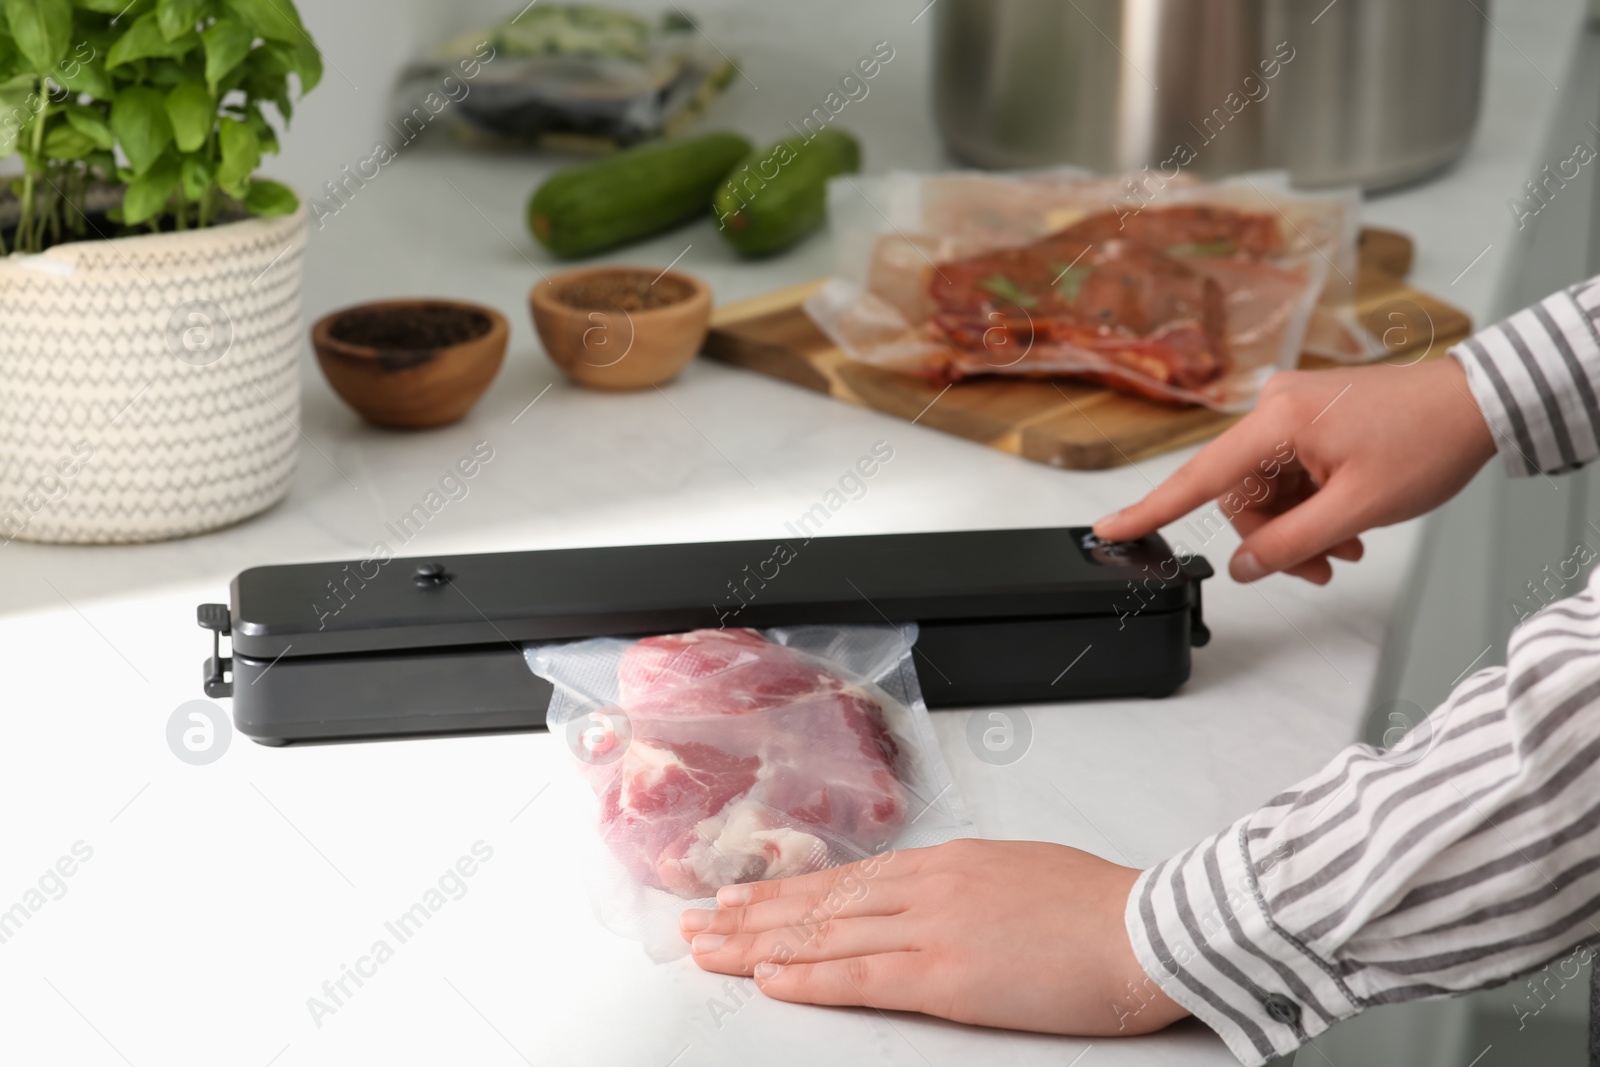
[
  {"left": 806, "top": 169, "right": 1375, "bottom": 410},
  {"left": 526, "top": 624, "right": 972, "bottom": 954},
  {"left": 397, "top": 5, "right": 735, "bottom": 150}
]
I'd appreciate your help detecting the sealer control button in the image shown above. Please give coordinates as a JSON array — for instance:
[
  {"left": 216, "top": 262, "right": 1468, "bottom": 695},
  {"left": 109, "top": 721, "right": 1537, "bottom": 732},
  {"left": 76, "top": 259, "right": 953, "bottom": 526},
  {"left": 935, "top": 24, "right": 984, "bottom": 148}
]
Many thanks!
[
  {"left": 414, "top": 562, "right": 451, "bottom": 587},
  {"left": 1079, "top": 532, "right": 1133, "bottom": 560}
]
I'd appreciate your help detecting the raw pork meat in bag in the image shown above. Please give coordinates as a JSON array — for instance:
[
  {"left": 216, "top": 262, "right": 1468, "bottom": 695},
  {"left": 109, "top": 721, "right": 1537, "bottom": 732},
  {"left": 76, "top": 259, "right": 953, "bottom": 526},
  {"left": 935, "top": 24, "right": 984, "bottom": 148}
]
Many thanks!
[{"left": 526, "top": 623, "right": 970, "bottom": 951}]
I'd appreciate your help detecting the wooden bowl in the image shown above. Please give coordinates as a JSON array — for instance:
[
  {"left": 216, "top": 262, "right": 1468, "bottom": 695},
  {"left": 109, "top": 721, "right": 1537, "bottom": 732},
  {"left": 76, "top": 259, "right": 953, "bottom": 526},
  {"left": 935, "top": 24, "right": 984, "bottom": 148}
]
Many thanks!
[
  {"left": 529, "top": 267, "right": 711, "bottom": 390},
  {"left": 312, "top": 299, "right": 508, "bottom": 429}
]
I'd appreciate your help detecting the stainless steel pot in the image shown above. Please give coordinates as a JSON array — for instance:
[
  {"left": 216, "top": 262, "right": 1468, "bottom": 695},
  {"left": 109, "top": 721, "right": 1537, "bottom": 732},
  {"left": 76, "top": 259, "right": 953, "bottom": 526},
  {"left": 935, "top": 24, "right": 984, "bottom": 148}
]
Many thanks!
[{"left": 932, "top": 0, "right": 1488, "bottom": 191}]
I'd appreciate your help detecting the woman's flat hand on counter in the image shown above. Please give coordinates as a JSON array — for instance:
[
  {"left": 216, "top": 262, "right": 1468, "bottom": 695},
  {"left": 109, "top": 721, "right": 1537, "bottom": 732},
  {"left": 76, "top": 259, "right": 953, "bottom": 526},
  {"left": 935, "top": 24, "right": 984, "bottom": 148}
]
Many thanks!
[
  {"left": 1093, "top": 358, "right": 1498, "bottom": 585},
  {"left": 679, "top": 839, "right": 1188, "bottom": 1037}
]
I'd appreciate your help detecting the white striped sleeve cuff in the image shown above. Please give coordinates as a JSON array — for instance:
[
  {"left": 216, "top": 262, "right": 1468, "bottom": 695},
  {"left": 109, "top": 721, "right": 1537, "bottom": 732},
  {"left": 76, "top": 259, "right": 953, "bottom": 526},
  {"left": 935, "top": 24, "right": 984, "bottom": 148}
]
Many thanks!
[
  {"left": 1126, "top": 563, "right": 1600, "bottom": 1065},
  {"left": 1124, "top": 824, "right": 1362, "bottom": 1064},
  {"left": 1451, "top": 276, "right": 1600, "bottom": 477}
]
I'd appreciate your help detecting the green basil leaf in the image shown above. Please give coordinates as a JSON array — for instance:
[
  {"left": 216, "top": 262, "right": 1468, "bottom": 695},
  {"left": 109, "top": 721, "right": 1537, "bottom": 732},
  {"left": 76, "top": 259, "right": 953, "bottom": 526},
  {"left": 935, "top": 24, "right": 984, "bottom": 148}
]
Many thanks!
[
  {"left": 242, "top": 176, "right": 293, "bottom": 215},
  {"left": 245, "top": 106, "right": 276, "bottom": 153},
  {"left": 156, "top": 0, "right": 208, "bottom": 42},
  {"left": 215, "top": 62, "right": 247, "bottom": 96},
  {"left": 242, "top": 40, "right": 287, "bottom": 90},
  {"left": 0, "top": 73, "right": 35, "bottom": 158},
  {"left": 75, "top": 0, "right": 148, "bottom": 12},
  {"left": 121, "top": 147, "right": 179, "bottom": 223},
  {"left": 200, "top": 16, "right": 251, "bottom": 86},
  {"left": 164, "top": 80, "right": 210, "bottom": 150},
  {"left": 106, "top": 11, "right": 199, "bottom": 69},
  {"left": 64, "top": 102, "right": 114, "bottom": 148},
  {"left": 221, "top": 0, "right": 302, "bottom": 43},
  {"left": 52, "top": 50, "right": 114, "bottom": 98},
  {"left": 4, "top": 0, "right": 72, "bottom": 73},
  {"left": 43, "top": 120, "right": 95, "bottom": 157},
  {"left": 215, "top": 112, "right": 256, "bottom": 196},
  {"left": 0, "top": 27, "right": 21, "bottom": 73},
  {"left": 288, "top": 35, "right": 318, "bottom": 93},
  {"left": 145, "top": 58, "right": 195, "bottom": 86},
  {"left": 179, "top": 151, "right": 210, "bottom": 199},
  {"left": 110, "top": 84, "right": 173, "bottom": 174},
  {"left": 78, "top": 15, "right": 128, "bottom": 48},
  {"left": 84, "top": 148, "right": 115, "bottom": 175},
  {"left": 253, "top": 40, "right": 315, "bottom": 98},
  {"left": 976, "top": 274, "right": 1038, "bottom": 309}
]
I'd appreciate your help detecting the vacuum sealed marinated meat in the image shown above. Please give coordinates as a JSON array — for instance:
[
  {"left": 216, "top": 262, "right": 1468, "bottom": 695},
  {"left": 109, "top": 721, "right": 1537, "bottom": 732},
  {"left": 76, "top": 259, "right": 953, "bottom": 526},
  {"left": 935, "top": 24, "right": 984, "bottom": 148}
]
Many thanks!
[
  {"left": 925, "top": 233, "right": 1230, "bottom": 396},
  {"left": 527, "top": 624, "right": 970, "bottom": 950},
  {"left": 1054, "top": 202, "right": 1285, "bottom": 259},
  {"left": 807, "top": 170, "right": 1367, "bottom": 410}
]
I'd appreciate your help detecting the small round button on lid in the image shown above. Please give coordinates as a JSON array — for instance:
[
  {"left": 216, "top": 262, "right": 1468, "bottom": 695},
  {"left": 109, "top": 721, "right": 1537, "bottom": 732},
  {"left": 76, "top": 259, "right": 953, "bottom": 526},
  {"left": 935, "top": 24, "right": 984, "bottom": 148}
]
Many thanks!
[{"left": 414, "top": 562, "right": 451, "bottom": 586}]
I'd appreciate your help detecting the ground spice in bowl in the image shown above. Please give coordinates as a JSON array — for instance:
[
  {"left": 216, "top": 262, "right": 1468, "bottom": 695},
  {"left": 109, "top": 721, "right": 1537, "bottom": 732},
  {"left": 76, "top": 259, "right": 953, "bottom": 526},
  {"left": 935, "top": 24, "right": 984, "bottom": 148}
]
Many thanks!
[
  {"left": 556, "top": 271, "right": 695, "bottom": 312},
  {"left": 330, "top": 304, "right": 493, "bottom": 349}
]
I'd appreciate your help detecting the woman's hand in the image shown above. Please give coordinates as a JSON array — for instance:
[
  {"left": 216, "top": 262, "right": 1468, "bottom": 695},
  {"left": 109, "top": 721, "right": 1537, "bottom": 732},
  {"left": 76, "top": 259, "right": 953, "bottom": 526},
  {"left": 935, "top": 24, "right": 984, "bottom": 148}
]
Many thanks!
[
  {"left": 1093, "top": 358, "right": 1498, "bottom": 584},
  {"left": 679, "top": 839, "right": 1188, "bottom": 1037}
]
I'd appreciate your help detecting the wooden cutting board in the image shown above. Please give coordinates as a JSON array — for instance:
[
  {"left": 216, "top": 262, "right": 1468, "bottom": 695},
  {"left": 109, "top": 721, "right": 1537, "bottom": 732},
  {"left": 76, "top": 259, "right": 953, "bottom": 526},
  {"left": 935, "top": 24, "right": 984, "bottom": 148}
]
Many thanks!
[{"left": 702, "top": 228, "right": 1472, "bottom": 470}]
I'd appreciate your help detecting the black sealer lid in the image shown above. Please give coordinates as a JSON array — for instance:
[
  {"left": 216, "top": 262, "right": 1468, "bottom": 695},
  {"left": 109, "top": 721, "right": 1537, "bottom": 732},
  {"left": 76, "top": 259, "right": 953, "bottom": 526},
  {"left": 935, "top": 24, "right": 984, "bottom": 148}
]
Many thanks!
[{"left": 227, "top": 526, "right": 1207, "bottom": 660}]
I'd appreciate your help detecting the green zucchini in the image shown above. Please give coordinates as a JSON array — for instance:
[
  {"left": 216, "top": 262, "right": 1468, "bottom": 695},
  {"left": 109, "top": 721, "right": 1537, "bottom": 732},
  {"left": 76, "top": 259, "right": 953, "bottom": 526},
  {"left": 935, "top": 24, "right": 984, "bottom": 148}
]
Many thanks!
[
  {"left": 527, "top": 131, "right": 753, "bottom": 259},
  {"left": 714, "top": 128, "right": 862, "bottom": 257}
]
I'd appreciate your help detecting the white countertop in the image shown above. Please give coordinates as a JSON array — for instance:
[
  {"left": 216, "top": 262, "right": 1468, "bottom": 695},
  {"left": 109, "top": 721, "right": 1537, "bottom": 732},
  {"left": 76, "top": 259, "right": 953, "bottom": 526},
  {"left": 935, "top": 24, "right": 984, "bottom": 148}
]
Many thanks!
[{"left": 0, "top": 2, "right": 1588, "bottom": 1065}]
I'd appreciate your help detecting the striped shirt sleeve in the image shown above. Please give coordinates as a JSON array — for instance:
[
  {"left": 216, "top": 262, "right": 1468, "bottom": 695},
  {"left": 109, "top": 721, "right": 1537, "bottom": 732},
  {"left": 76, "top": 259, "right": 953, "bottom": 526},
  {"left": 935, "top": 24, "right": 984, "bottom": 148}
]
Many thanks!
[
  {"left": 1451, "top": 275, "right": 1600, "bottom": 476},
  {"left": 1124, "top": 565, "right": 1600, "bottom": 1065}
]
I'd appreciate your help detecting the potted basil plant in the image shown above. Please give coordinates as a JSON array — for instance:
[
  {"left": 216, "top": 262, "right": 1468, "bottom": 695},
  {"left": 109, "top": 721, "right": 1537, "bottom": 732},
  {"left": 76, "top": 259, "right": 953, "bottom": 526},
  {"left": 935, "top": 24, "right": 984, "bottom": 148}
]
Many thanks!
[{"left": 0, "top": 0, "right": 320, "bottom": 544}]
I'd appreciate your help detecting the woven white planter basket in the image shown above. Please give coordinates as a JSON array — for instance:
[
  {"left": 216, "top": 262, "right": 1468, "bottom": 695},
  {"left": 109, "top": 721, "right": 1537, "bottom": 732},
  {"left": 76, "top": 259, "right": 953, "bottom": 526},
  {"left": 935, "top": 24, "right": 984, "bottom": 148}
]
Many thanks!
[{"left": 0, "top": 204, "right": 308, "bottom": 544}]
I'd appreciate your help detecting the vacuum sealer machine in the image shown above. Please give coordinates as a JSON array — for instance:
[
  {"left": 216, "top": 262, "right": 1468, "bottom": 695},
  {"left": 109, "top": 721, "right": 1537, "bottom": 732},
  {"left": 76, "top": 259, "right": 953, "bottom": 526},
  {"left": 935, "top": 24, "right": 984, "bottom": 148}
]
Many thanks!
[{"left": 197, "top": 526, "right": 1212, "bottom": 745}]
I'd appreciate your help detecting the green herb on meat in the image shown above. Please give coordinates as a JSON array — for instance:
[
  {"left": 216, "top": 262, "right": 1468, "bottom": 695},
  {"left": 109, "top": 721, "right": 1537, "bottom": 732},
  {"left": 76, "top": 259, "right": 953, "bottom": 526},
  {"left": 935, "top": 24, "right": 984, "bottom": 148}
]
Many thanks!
[
  {"left": 1166, "top": 240, "right": 1235, "bottom": 258},
  {"left": 977, "top": 274, "right": 1037, "bottom": 308},
  {"left": 1052, "top": 265, "right": 1093, "bottom": 303}
]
